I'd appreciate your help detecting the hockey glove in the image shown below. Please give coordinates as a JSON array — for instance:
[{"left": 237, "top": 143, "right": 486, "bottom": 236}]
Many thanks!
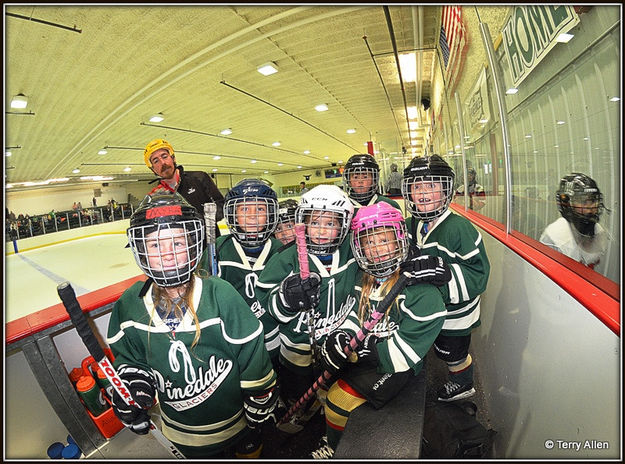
[
  {"left": 243, "top": 385, "right": 279, "bottom": 431},
  {"left": 355, "top": 334, "right": 380, "bottom": 368},
  {"left": 400, "top": 255, "right": 452, "bottom": 287},
  {"left": 279, "top": 272, "right": 322, "bottom": 312},
  {"left": 320, "top": 330, "right": 351, "bottom": 376},
  {"left": 111, "top": 364, "right": 156, "bottom": 435}
]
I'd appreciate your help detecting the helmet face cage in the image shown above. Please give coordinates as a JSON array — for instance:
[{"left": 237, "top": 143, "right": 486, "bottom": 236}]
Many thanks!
[
  {"left": 297, "top": 207, "right": 351, "bottom": 255},
  {"left": 402, "top": 174, "right": 454, "bottom": 220},
  {"left": 275, "top": 200, "right": 298, "bottom": 245},
  {"left": 344, "top": 166, "right": 380, "bottom": 203},
  {"left": 557, "top": 174, "right": 604, "bottom": 236},
  {"left": 351, "top": 205, "right": 408, "bottom": 277},
  {"left": 128, "top": 220, "right": 204, "bottom": 287},
  {"left": 224, "top": 196, "right": 279, "bottom": 247}
]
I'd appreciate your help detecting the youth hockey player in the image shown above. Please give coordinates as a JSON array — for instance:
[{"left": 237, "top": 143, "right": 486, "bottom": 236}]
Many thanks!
[
  {"left": 343, "top": 154, "right": 401, "bottom": 212},
  {"left": 106, "top": 192, "right": 278, "bottom": 458},
  {"left": 216, "top": 179, "right": 283, "bottom": 363},
  {"left": 274, "top": 199, "right": 298, "bottom": 245},
  {"left": 256, "top": 185, "right": 358, "bottom": 428},
  {"left": 311, "top": 202, "right": 448, "bottom": 458},
  {"left": 402, "top": 155, "right": 490, "bottom": 402}
]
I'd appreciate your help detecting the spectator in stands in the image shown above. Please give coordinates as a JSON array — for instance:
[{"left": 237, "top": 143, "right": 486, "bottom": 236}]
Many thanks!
[
  {"left": 455, "top": 167, "right": 485, "bottom": 211},
  {"left": 300, "top": 181, "right": 309, "bottom": 193},
  {"left": 92, "top": 196, "right": 97, "bottom": 207},
  {"left": 540, "top": 173, "right": 610, "bottom": 270}
]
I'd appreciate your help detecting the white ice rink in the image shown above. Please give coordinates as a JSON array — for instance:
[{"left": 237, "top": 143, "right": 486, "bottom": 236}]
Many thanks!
[{"left": 5, "top": 231, "right": 141, "bottom": 323}]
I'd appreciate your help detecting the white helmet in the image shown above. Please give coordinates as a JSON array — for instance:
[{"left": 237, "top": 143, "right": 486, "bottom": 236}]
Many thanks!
[{"left": 296, "top": 185, "right": 354, "bottom": 255}]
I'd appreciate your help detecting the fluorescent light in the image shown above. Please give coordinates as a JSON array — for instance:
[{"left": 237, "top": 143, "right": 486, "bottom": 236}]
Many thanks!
[
  {"left": 149, "top": 113, "right": 164, "bottom": 123},
  {"left": 213, "top": 156, "right": 221, "bottom": 160},
  {"left": 479, "top": 118, "right": 489, "bottom": 124},
  {"left": 257, "top": 62, "right": 278, "bottom": 76},
  {"left": 525, "top": 134, "right": 532, "bottom": 139},
  {"left": 264, "top": 171, "right": 269, "bottom": 174},
  {"left": 556, "top": 120, "right": 566, "bottom": 125},
  {"left": 323, "top": 156, "right": 329, "bottom": 160},
  {"left": 72, "top": 168, "right": 80, "bottom": 174},
  {"left": 556, "top": 33, "right": 574, "bottom": 43},
  {"left": 315, "top": 104, "right": 328, "bottom": 112},
  {"left": 410, "top": 131, "right": 418, "bottom": 138},
  {"left": 98, "top": 149, "right": 108, "bottom": 155},
  {"left": 220, "top": 128, "right": 232, "bottom": 135},
  {"left": 123, "top": 167, "right": 132, "bottom": 172},
  {"left": 398, "top": 53, "right": 416, "bottom": 83},
  {"left": 241, "top": 169, "right": 247, "bottom": 173},
  {"left": 251, "top": 160, "right": 257, "bottom": 164},
  {"left": 407, "top": 106, "right": 418, "bottom": 119},
  {"left": 609, "top": 96, "right": 620, "bottom": 102},
  {"left": 303, "top": 150, "right": 311, "bottom": 155},
  {"left": 410, "top": 140, "right": 418, "bottom": 146},
  {"left": 5, "top": 151, "right": 11, "bottom": 157},
  {"left": 272, "top": 141, "right": 281, "bottom": 147},
  {"left": 506, "top": 88, "right": 518, "bottom": 95},
  {"left": 346, "top": 129, "right": 356, "bottom": 134},
  {"left": 297, "top": 165, "right": 302, "bottom": 169},
  {"left": 277, "top": 163, "right": 284, "bottom": 166},
  {"left": 408, "top": 121, "right": 418, "bottom": 130},
  {"left": 10, "top": 94, "right": 28, "bottom": 109},
  {"left": 212, "top": 168, "right": 218, "bottom": 172}
]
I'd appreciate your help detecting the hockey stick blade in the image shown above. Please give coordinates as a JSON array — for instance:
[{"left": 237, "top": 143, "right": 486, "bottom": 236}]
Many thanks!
[{"left": 57, "top": 282, "right": 185, "bottom": 459}]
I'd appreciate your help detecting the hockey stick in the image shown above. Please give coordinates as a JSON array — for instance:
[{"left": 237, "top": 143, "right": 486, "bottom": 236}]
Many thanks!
[
  {"left": 57, "top": 282, "right": 185, "bottom": 459},
  {"left": 294, "top": 223, "right": 318, "bottom": 364},
  {"left": 203, "top": 203, "right": 218, "bottom": 276},
  {"left": 278, "top": 273, "right": 409, "bottom": 425}
]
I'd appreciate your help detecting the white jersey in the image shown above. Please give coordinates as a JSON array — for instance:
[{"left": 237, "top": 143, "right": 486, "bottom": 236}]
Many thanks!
[{"left": 539, "top": 217, "right": 609, "bottom": 268}]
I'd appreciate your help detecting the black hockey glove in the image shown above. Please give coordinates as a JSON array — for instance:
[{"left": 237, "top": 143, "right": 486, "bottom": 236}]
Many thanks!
[
  {"left": 400, "top": 255, "right": 452, "bottom": 287},
  {"left": 355, "top": 334, "right": 380, "bottom": 368},
  {"left": 243, "top": 385, "right": 279, "bottom": 431},
  {"left": 279, "top": 272, "right": 322, "bottom": 312},
  {"left": 111, "top": 364, "right": 156, "bottom": 435},
  {"left": 320, "top": 330, "right": 351, "bottom": 376}
]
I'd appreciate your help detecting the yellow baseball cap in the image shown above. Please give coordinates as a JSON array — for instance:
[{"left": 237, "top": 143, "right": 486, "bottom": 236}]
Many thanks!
[{"left": 143, "top": 139, "right": 174, "bottom": 168}]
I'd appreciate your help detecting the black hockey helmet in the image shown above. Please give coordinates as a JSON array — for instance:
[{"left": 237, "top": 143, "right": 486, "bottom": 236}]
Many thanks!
[
  {"left": 556, "top": 173, "right": 605, "bottom": 236},
  {"left": 402, "top": 155, "right": 455, "bottom": 220},
  {"left": 343, "top": 154, "right": 380, "bottom": 204},
  {"left": 128, "top": 193, "right": 205, "bottom": 287},
  {"left": 224, "top": 178, "right": 279, "bottom": 247}
]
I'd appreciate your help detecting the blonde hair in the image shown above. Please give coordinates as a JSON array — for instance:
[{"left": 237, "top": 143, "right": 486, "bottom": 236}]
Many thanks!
[
  {"left": 149, "top": 276, "right": 202, "bottom": 351},
  {"left": 357, "top": 270, "right": 402, "bottom": 326}
]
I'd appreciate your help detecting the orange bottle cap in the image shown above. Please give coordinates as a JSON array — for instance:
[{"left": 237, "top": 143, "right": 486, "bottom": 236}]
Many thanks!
[
  {"left": 69, "top": 368, "right": 83, "bottom": 383},
  {"left": 76, "top": 375, "right": 96, "bottom": 392}
]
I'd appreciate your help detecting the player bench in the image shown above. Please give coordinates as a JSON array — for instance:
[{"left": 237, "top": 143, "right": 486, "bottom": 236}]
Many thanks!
[{"left": 334, "top": 367, "right": 426, "bottom": 459}]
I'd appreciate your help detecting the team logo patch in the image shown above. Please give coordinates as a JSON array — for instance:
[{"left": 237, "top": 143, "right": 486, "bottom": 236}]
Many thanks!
[{"left": 146, "top": 205, "right": 182, "bottom": 218}]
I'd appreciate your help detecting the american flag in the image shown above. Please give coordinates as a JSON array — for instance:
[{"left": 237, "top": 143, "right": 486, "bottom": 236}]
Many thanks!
[{"left": 439, "top": 6, "right": 467, "bottom": 92}]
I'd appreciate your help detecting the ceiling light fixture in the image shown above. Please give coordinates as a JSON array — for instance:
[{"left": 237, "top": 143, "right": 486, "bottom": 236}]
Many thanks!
[
  {"left": 5, "top": 151, "right": 11, "bottom": 157},
  {"left": 556, "top": 33, "right": 574, "bottom": 43},
  {"left": 213, "top": 155, "right": 221, "bottom": 160},
  {"left": 609, "top": 96, "right": 620, "bottom": 102},
  {"left": 346, "top": 129, "right": 356, "bottom": 134},
  {"left": 303, "top": 150, "right": 311, "bottom": 155},
  {"left": 149, "top": 113, "right": 164, "bottom": 123},
  {"left": 241, "top": 169, "right": 247, "bottom": 173},
  {"left": 72, "top": 168, "right": 80, "bottom": 174},
  {"left": 98, "top": 149, "right": 108, "bottom": 155},
  {"left": 506, "top": 88, "right": 519, "bottom": 95},
  {"left": 123, "top": 167, "right": 132, "bottom": 172},
  {"left": 10, "top": 94, "right": 28, "bottom": 109},
  {"left": 277, "top": 163, "right": 284, "bottom": 166},
  {"left": 212, "top": 168, "right": 218, "bottom": 172},
  {"left": 315, "top": 104, "right": 328, "bottom": 112},
  {"left": 220, "top": 128, "right": 232, "bottom": 135},
  {"left": 407, "top": 106, "right": 418, "bottom": 119},
  {"left": 272, "top": 141, "right": 281, "bottom": 147},
  {"left": 323, "top": 156, "right": 329, "bottom": 160},
  {"left": 408, "top": 121, "right": 418, "bottom": 130},
  {"left": 398, "top": 53, "right": 417, "bottom": 83},
  {"left": 297, "top": 165, "right": 302, "bottom": 169},
  {"left": 251, "top": 159, "right": 257, "bottom": 164},
  {"left": 257, "top": 62, "right": 279, "bottom": 76}
]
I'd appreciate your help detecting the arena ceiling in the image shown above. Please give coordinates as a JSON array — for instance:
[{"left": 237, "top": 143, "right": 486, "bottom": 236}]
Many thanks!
[{"left": 5, "top": 5, "right": 442, "bottom": 189}]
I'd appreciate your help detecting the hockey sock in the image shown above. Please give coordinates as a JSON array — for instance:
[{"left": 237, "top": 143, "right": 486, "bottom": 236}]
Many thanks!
[
  {"left": 447, "top": 354, "right": 474, "bottom": 385},
  {"left": 325, "top": 379, "right": 366, "bottom": 450}
]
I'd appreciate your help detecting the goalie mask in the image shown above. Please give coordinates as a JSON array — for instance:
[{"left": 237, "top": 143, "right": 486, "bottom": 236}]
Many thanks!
[
  {"left": 343, "top": 154, "right": 380, "bottom": 205},
  {"left": 224, "top": 179, "right": 279, "bottom": 247},
  {"left": 402, "top": 154, "right": 455, "bottom": 220},
  {"left": 297, "top": 185, "right": 354, "bottom": 255},
  {"left": 351, "top": 203, "right": 409, "bottom": 277},
  {"left": 128, "top": 193, "right": 205, "bottom": 287},
  {"left": 556, "top": 173, "right": 605, "bottom": 237}
]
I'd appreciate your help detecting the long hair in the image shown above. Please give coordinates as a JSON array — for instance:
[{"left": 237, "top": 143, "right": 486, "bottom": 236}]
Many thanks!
[
  {"left": 149, "top": 275, "right": 202, "bottom": 351},
  {"left": 357, "top": 270, "right": 402, "bottom": 327}
]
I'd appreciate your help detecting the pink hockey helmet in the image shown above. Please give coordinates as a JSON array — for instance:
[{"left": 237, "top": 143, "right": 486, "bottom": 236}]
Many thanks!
[{"left": 350, "top": 203, "right": 409, "bottom": 277}]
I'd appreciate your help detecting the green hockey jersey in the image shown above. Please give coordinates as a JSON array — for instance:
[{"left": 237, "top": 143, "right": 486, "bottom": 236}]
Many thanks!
[
  {"left": 350, "top": 194, "right": 402, "bottom": 216},
  {"left": 215, "top": 235, "right": 282, "bottom": 359},
  {"left": 340, "top": 272, "right": 447, "bottom": 375},
  {"left": 106, "top": 276, "right": 276, "bottom": 455},
  {"left": 406, "top": 209, "right": 490, "bottom": 336},
  {"left": 256, "top": 239, "right": 359, "bottom": 375}
]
